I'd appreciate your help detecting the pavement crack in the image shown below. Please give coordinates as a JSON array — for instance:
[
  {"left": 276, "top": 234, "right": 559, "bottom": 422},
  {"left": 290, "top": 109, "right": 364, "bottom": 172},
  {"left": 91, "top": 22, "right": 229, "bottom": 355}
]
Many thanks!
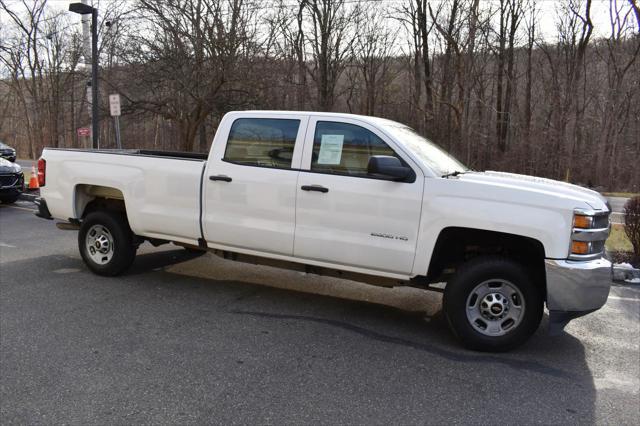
[{"left": 230, "top": 309, "right": 576, "bottom": 380}]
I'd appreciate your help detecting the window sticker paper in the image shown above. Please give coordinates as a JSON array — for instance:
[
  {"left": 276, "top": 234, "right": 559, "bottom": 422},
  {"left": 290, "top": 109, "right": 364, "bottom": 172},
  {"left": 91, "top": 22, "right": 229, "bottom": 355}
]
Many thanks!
[{"left": 317, "top": 134, "right": 344, "bottom": 165}]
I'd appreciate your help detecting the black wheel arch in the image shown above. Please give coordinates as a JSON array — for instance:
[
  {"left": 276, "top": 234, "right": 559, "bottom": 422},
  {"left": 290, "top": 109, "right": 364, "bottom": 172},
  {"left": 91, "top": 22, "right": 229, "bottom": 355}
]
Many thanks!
[{"left": 426, "top": 227, "right": 547, "bottom": 300}]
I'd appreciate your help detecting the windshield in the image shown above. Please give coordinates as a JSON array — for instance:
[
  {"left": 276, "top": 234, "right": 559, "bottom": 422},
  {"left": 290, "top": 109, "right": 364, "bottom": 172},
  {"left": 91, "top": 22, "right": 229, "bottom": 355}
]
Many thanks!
[
  {"left": 0, "top": 142, "right": 8, "bottom": 149},
  {"left": 381, "top": 124, "right": 467, "bottom": 176}
]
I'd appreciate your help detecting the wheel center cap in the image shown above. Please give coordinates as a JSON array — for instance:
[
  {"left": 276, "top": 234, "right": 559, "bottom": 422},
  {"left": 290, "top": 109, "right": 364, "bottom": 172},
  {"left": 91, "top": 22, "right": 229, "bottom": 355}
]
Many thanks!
[
  {"left": 490, "top": 304, "right": 503, "bottom": 314},
  {"left": 95, "top": 241, "right": 101, "bottom": 248}
]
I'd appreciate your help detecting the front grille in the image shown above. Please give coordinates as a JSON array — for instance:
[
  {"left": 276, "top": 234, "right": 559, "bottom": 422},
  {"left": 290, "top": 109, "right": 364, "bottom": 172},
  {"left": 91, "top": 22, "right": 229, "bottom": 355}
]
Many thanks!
[
  {"left": 0, "top": 174, "right": 18, "bottom": 187},
  {"left": 591, "top": 240, "right": 606, "bottom": 253},
  {"left": 593, "top": 214, "right": 610, "bottom": 229}
]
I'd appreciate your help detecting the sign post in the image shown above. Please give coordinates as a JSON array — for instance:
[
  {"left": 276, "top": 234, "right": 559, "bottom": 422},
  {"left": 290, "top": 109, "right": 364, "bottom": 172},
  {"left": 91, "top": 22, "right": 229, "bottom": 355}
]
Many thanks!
[{"left": 109, "top": 93, "right": 122, "bottom": 149}]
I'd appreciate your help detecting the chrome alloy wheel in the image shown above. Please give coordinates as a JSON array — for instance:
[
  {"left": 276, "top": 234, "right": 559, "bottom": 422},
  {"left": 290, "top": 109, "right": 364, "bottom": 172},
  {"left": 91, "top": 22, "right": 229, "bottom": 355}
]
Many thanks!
[
  {"left": 465, "top": 279, "right": 525, "bottom": 337},
  {"left": 85, "top": 224, "right": 114, "bottom": 265}
]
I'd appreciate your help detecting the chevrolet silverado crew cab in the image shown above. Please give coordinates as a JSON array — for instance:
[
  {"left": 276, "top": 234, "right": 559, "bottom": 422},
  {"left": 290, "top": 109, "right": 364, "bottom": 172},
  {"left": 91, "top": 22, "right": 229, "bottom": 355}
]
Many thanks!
[{"left": 35, "top": 111, "right": 613, "bottom": 351}]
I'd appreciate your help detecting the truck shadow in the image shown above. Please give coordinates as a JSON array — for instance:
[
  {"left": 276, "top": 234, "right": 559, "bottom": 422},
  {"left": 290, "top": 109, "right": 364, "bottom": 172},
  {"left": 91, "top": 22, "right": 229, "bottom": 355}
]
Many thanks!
[
  {"left": 193, "top": 281, "right": 595, "bottom": 423},
  {"left": 126, "top": 246, "right": 206, "bottom": 275},
  {"left": 129, "top": 248, "right": 598, "bottom": 423}
]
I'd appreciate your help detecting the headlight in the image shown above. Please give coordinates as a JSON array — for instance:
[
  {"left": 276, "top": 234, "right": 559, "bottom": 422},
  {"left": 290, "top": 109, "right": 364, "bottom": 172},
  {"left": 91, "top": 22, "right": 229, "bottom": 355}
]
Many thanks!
[
  {"left": 573, "top": 214, "right": 593, "bottom": 229},
  {"left": 569, "top": 210, "right": 610, "bottom": 260}
]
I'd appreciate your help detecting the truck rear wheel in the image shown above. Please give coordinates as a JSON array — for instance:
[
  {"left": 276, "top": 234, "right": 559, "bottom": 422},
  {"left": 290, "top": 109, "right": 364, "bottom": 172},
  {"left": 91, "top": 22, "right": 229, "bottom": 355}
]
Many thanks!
[
  {"left": 443, "top": 256, "right": 543, "bottom": 352},
  {"left": 79, "top": 211, "right": 136, "bottom": 276}
]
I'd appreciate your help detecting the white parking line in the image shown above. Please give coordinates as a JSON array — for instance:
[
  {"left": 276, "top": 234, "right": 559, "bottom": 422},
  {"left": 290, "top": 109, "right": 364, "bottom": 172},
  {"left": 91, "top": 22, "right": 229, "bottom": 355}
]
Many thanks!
[{"left": 608, "top": 295, "right": 640, "bottom": 302}]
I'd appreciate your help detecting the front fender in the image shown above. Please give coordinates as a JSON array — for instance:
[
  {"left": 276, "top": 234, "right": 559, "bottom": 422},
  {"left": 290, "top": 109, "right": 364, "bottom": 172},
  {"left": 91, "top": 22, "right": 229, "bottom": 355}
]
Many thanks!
[{"left": 412, "top": 178, "right": 577, "bottom": 276}]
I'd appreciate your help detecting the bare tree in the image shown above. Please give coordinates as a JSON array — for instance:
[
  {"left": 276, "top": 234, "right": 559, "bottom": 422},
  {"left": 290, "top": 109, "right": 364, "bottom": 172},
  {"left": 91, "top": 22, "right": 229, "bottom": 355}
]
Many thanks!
[
  {"left": 394, "top": 0, "right": 425, "bottom": 132},
  {"left": 595, "top": 0, "right": 640, "bottom": 186},
  {"left": 352, "top": 5, "right": 397, "bottom": 116},
  {"left": 561, "top": 0, "right": 593, "bottom": 180},
  {"left": 629, "top": 0, "right": 640, "bottom": 31},
  {"left": 120, "top": 0, "right": 257, "bottom": 151},
  {"left": 0, "top": 0, "right": 81, "bottom": 156},
  {"left": 304, "top": 0, "right": 356, "bottom": 111},
  {"left": 522, "top": 0, "right": 537, "bottom": 172},
  {"left": 493, "top": 0, "right": 524, "bottom": 153},
  {"left": 415, "top": 0, "right": 436, "bottom": 125},
  {"left": 268, "top": 0, "right": 309, "bottom": 110},
  {"left": 429, "top": 0, "right": 463, "bottom": 150}
]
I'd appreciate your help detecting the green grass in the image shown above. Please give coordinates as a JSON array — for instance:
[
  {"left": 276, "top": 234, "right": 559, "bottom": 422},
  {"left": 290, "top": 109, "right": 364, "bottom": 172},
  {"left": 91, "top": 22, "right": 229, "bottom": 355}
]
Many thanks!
[
  {"left": 606, "top": 224, "right": 633, "bottom": 252},
  {"left": 602, "top": 192, "right": 640, "bottom": 198}
]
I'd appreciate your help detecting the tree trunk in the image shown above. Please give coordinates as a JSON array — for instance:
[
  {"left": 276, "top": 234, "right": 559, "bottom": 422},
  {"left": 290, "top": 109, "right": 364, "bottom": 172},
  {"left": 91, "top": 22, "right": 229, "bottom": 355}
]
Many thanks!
[{"left": 495, "top": 0, "right": 507, "bottom": 153}]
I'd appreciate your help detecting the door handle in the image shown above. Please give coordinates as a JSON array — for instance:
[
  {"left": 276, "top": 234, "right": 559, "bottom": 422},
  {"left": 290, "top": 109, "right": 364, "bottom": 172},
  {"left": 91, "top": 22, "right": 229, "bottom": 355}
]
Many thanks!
[
  {"left": 209, "top": 175, "right": 232, "bottom": 182},
  {"left": 301, "top": 185, "right": 329, "bottom": 193}
]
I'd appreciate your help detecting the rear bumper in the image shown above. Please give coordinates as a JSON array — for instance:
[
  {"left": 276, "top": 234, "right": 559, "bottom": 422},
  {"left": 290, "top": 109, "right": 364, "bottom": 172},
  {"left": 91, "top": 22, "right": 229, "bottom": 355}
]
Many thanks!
[
  {"left": 34, "top": 197, "right": 53, "bottom": 220},
  {"left": 545, "top": 257, "right": 612, "bottom": 333}
]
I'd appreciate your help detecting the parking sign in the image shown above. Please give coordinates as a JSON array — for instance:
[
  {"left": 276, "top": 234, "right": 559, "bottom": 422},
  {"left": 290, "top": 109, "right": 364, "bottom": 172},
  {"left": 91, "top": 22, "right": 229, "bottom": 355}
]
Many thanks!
[{"left": 109, "top": 94, "right": 121, "bottom": 116}]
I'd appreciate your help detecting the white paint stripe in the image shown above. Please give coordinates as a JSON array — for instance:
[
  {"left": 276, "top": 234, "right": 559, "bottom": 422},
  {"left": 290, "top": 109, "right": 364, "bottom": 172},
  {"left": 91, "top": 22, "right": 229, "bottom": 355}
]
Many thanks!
[
  {"left": 53, "top": 268, "right": 81, "bottom": 274},
  {"left": 608, "top": 295, "right": 640, "bottom": 302},
  {"left": 0, "top": 242, "right": 16, "bottom": 248}
]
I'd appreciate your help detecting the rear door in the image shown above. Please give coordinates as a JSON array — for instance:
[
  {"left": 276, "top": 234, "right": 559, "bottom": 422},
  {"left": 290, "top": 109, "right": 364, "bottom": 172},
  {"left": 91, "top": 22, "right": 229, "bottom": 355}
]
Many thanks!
[
  {"left": 202, "top": 113, "right": 308, "bottom": 256},
  {"left": 294, "top": 117, "right": 424, "bottom": 275}
]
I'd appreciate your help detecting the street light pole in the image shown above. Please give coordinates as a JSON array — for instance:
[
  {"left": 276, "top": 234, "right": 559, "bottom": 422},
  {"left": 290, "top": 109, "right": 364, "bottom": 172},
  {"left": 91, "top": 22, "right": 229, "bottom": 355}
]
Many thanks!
[
  {"left": 91, "top": 7, "right": 98, "bottom": 149},
  {"left": 69, "top": 2, "right": 99, "bottom": 149}
]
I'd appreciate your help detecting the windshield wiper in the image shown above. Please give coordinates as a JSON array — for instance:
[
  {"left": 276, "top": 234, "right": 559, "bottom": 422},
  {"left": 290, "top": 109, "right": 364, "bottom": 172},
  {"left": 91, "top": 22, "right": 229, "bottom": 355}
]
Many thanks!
[{"left": 441, "top": 170, "right": 465, "bottom": 178}]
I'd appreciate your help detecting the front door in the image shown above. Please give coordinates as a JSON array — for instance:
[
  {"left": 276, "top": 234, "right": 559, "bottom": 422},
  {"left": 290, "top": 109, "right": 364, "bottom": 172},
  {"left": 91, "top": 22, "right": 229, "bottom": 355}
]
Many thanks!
[
  {"left": 294, "top": 117, "right": 424, "bottom": 275},
  {"left": 202, "top": 114, "right": 308, "bottom": 256}
]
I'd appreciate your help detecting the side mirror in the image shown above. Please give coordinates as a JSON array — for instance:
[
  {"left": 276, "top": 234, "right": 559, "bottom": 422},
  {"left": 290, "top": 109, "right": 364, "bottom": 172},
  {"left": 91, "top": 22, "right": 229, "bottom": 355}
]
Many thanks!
[{"left": 367, "top": 155, "right": 411, "bottom": 180}]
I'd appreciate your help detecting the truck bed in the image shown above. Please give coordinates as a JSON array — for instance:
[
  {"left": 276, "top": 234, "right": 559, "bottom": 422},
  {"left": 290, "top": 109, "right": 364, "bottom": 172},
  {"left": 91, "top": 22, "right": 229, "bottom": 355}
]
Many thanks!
[
  {"left": 43, "top": 148, "right": 208, "bottom": 161},
  {"left": 40, "top": 147, "right": 207, "bottom": 245}
]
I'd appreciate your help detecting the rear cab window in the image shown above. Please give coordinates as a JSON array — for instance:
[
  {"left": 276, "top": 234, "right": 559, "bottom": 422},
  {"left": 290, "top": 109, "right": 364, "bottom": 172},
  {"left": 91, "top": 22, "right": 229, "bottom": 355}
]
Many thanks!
[{"left": 224, "top": 118, "right": 300, "bottom": 169}]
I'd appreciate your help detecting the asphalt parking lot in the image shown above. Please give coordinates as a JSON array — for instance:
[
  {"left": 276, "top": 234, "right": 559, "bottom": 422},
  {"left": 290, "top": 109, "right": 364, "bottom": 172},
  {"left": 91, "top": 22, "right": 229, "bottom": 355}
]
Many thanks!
[{"left": 1, "top": 201, "right": 639, "bottom": 424}]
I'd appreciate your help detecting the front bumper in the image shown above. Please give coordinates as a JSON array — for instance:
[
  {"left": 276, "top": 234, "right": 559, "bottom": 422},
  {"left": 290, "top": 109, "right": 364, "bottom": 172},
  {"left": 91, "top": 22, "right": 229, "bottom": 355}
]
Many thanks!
[
  {"left": 0, "top": 173, "right": 24, "bottom": 195},
  {"left": 545, "top": 257, "right": 612, "bottom": 334}
]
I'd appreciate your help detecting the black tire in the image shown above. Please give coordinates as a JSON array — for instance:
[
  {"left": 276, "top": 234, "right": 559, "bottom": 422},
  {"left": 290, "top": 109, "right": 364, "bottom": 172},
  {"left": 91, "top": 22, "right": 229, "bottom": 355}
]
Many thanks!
[
  {"left": 78, "top": 210, "right": 136, "bottom": 276},
  {"left": 443, "top": 256, "right": 543, "bottom": 352},
  {"left": 0, "top": 194, "right": 20, "bottom": 204}
]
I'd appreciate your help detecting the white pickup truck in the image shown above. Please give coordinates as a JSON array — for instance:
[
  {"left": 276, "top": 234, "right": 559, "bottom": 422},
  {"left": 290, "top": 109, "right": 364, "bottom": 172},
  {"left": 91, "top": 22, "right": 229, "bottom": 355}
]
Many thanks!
[{"left": 35, "top": 111, "right": 612, "bottom": 351}]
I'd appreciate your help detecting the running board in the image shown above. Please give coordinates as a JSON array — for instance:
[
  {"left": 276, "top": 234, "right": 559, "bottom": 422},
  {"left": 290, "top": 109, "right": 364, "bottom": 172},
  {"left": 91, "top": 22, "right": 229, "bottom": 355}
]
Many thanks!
[
  {"left": 210, "top": 249, "right": 405, "bottom": 288},
  {"left": 55, "top": 221, "right": 80, "bottom": 231}
]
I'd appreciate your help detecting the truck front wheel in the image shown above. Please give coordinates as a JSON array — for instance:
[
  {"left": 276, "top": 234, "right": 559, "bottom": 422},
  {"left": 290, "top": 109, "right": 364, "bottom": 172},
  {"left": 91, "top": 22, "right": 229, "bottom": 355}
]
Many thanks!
[
  {"left": 79, "top": 211, "right": 136, "bottom": 276},
  {"left": 443, "top": 256, "right": 543, "bottom": 352}
]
